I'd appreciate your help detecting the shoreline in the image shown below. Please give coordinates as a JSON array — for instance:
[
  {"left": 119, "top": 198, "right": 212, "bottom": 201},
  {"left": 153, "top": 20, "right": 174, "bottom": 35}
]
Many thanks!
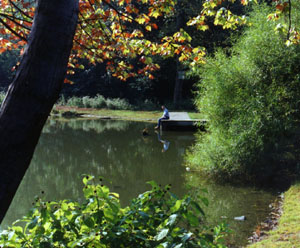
[
  {"left": 248, "top": 182, "right": 300, "bottom": 247},
  {"left": 51, "top": 106, "right": 300, "bottom": 247},
  {"left": 51, "top": 105, "right": 203, "bottom": 122}
]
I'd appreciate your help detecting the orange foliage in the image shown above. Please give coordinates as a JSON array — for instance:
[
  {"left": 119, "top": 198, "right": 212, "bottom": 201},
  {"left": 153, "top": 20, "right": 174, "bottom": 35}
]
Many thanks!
[{"left": 0, "top": 0, "right": 267, "bottom": 81}]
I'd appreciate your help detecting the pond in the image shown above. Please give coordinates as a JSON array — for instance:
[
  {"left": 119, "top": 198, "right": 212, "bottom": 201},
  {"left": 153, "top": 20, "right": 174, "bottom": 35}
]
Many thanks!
[{"left": 1, "top": 119, "right": 276, "bottom": 246}]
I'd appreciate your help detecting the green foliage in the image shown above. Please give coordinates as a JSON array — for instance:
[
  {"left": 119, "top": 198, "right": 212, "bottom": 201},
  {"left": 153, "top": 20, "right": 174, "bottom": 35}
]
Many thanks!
[
  {"left": 0, "top": 91, "right": 6, "bottom": 105},
  {"left": 105, "top": 98, "right": 132, "bottom": 110},
  {"left": 60, "top": 110, "right": 81, "bottom": 118},
  {"left": 59, "top": 95, "right": 133, "bottom": 110},
  {"left": 0, "top": 176, "right": 228, "bottom": 248},
  {"left": 134, "top": 99, "right": 160, "bottom": 111},
  {"left": 188, "top": 4, "right": 300, "bottom": 179},
  {"left": 0, "top": 51, "right": 18, "bottom": 90},
  {"left": 65, "top": 96, "right": 84, "bottom": 108},
  {"left": 56, "top": 95, "right": 196, "bottom": 111}
]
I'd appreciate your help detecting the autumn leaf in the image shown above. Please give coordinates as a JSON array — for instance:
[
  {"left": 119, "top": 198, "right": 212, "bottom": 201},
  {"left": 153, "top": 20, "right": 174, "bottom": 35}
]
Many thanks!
[
  {"left": 146, "top": 25, "right": 152, "bottom": 31},
  {"left": 64, "top": 78, "right": 74, "bottom": 84}
]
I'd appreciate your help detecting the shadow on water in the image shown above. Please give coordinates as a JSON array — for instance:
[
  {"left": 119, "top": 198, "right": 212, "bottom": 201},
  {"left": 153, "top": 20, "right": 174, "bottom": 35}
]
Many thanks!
[
  {"left": 184, "top": 173, "right": 278, "bottom": 246},
  {"left": 2, "top": 119, "right": 278, "bottom": 246}
]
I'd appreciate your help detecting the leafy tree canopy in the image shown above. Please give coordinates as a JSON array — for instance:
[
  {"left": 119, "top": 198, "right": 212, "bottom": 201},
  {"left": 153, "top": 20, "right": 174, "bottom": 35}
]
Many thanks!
[{"left": 0, "top": 0, "right": 256, "bottom": 83}]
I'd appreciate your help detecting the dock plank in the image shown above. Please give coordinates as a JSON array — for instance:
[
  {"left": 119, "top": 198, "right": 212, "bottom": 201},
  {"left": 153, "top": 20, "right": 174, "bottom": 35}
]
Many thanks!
[
  {"left": 169, "top": 112, "right": 191, "bottom": 120},
  {"left": 161, "top": 112, "right": 207, "bottom": 131}
]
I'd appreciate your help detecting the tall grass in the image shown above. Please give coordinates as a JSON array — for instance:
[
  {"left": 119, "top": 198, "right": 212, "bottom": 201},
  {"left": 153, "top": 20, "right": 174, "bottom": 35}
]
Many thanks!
[
  {"left": 56, "top": 94, "right": 133, "bottom": 110},
  {"left": 55, "top": 94, "right": 175, "bottom": 111},
  {"left": 57, "top": 96, "right": 195, "bottom": 111}
]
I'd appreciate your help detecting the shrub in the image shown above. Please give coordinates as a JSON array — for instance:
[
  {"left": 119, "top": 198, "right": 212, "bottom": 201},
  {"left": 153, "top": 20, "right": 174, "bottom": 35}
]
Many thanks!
[
  {"left": 0, "top": 91, "right": 6, "bottom": 105},
  {"left": 56, "top": 95, "right": 66, "bottom": 106},
  {"left": 66, "top": 96, "right": 84, "bottom": 108},
  {"left": 106, "top": 98, "right": 132, "bottom": 110},
  {"left": 90, "top": 94, "right": 106, "bottom": 109},
  {"left": 82, "top": 96, "right": 92, "bottom": 108},
  {"left": 188, "top": 5, "right": 300, "bottom": 179},
  {"left": 58, "top": 95, "right": 133, "bottom": 110},
  {"left": 0, "top": 176, "right": 229, "bottom": 247},
  {"left": 60, "top": 110, "right": 81, "bottom": 118}
]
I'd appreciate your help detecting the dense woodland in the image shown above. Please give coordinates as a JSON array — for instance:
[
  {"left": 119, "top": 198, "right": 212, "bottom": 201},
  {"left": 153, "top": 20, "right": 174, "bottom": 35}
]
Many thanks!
[{"left": 0, "top": 0, "right": 245, "bottom": 109}]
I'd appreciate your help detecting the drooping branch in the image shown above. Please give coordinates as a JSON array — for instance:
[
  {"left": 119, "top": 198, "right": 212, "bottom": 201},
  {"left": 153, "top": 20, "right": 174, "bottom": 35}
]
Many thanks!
[
  {"left": 0, "top": 17, "right": 27, "bottom": 41},
  {"left": 8, "top": 0, "right": 34, "bottom": 20},
  {"left": 0, "top": 13, "right": 31, "bottom": 30}
]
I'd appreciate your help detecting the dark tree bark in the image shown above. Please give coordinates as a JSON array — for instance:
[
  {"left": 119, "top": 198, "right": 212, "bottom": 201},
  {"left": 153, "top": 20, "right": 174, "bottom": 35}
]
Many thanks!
[
  {"left": 173, "top": 59, "right": 183, "bottom": 108},
  {"left": 0, "top": 0, "right": 78, "bottom": 222},
  {"left": 173, "top": 0, "right": 184, "bottom": 108}
]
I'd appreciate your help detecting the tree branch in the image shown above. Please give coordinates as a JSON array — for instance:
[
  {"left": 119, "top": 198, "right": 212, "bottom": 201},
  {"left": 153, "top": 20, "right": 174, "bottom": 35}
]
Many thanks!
[
  {"left": 102, "top": 0, "right": 137, "bottom": 24},
  {"left": 0, "top": 13, "right": 31, "bottom": 31},
  {"left": 0, "top": 17, "right": 27, "bottom": 41},
  {"left": 8, "top": 0, "right": 33, "bottom": 20}
]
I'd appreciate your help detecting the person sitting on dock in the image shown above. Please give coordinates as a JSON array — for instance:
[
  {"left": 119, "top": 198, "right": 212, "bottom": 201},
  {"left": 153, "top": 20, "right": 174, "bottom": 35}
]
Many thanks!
[{"left": 155, "top": 105, "right": 169, "bottom": 129}]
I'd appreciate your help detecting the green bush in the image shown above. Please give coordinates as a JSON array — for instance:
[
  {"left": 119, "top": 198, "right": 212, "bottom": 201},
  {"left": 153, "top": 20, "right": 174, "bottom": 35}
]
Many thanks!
[
  {"left": 90, "top": 95, "right": 106, "bottom": 109},
  {"left": 59, "top": 95, "right": 133, "bottom": 110},
  {"left": 188, "top": 4, "right": 300, "bottom": 179},
  {"left": 82, "top": 96, "right": 92, "bottom": 108},
  {"left": 0, "top": 176, "right": 228, "bottom": 247},
  {"left": 105, "top": 98, "right": 132, "bottom": 110},
  {"left": 55, "top": 94, "right": 195, "bottom": 111},
  {"left": 56, "top": 95, "right": 66, "bottom": 106},
  {"left": 60, "top": 110, "right": 81, "bottom": 118},
  {"left": 66, "top": 96, "right": 85, "bottom": 108},
  {"left": 0, "top": 91, "right": 6, "bottom": 105}
]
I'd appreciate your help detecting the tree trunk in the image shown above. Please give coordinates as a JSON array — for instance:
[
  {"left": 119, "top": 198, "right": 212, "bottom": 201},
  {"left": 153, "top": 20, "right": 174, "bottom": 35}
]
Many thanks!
[
  {"left": 173, "top": 60, "right": 183, "bottom": 108},
  {"left": 0, "top": 0, "right": 78, "bottom": 223},
  {"left": 173, "top": 0, "right": 184, "bottom": 108}
]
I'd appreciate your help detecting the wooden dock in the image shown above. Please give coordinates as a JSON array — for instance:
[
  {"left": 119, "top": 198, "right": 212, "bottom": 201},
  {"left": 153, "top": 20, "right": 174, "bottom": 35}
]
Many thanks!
[{"left": 161, "top": 112, "right": 207, "bottom": 131}]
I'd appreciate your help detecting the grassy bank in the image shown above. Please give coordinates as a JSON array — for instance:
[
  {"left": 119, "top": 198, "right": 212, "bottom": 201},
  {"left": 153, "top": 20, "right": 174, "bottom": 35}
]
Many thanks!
[
  {"left": 52, "top": 105, "right": 203, "bottom": 121},
  {"left": 249, "top": 183, "right": 300, "bottom": 248},
  {"left": 53, "top": 106, "right": 160, "bottom": 121},
  {"left": 1, "top": 92, "right": 202, "bottom": 120}
]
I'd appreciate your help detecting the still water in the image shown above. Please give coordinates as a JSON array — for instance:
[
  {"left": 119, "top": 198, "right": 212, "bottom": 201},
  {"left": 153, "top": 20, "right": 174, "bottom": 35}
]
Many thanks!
[{"left": 2, "top": 119, "right": 276, "bottom": 246}]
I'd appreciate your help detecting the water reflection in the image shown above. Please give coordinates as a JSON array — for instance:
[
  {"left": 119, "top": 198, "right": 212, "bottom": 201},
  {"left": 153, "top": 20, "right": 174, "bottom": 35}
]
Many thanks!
[
  {"left": 156, "top": 130, "right": 170, "bottom": 152},
  {"left": 2, "top": 119, "right": 276, "bottom": 246},
  {"left": 184, "top": 173, "right": 276, "bottom": 246},
  {"left": 2, "top": 119, "right": 191, "bottom": 227}
]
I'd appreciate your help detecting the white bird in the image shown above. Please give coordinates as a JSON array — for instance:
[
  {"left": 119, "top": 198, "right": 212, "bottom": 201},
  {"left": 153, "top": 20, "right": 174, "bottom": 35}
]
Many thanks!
[{"left": 234, "top": 216, "right": 246, "bottom": 221}]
